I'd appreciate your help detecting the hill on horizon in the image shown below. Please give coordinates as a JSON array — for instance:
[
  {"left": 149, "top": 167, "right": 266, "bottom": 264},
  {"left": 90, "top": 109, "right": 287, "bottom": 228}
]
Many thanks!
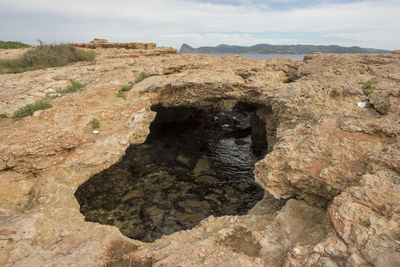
[{"left": 179, "top": 43, "right": 391, "bottom": 54}]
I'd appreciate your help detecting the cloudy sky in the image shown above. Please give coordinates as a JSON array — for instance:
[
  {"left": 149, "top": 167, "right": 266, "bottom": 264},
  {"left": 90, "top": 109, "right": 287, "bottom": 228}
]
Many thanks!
[{"left": 0, "top": 0, "right": 399, "bottom": 50}]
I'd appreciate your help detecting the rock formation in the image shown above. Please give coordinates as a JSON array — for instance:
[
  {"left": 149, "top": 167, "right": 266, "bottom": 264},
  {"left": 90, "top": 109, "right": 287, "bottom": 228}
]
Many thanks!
[
  {"left": 0, "top": 44, "right": 399, "bottom": 266},
  {"left": 75, "top": 38, "right": 158, "bottom": 50}
]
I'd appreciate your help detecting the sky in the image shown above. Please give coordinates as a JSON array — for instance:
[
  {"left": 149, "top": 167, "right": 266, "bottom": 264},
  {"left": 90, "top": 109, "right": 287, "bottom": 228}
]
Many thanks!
[{"left": 0, "top": 0, "right": 399, "bottom": 50}]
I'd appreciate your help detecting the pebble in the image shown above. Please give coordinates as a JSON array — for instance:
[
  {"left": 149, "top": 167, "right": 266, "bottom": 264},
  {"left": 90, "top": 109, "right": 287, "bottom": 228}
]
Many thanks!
[
  {"left": 357, "top": 102, "right": 367, "bottom": 108},
  {"left": 92, "top": 130, "right": 100, "bottom": 134},
  {"left": 119, "top": 139, "right": 128, "bottom": 145},
  {"left": 235, "top": 139, "right": 247, "bottom": 145},
  {"left": 195, "top": 175, "right": 219, "bottom": 184}
]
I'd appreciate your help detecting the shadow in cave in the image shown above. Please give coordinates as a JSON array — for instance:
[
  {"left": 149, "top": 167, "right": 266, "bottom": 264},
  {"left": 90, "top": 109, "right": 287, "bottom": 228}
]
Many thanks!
[{"left": 75, "top": 102, "right": 268, "bottom": 242}]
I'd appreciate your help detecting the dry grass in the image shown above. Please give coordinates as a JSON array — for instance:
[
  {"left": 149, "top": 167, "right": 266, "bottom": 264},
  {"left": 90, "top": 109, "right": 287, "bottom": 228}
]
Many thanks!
[{"left": 0, "top": 43, "right": 95, "bottom": 74}]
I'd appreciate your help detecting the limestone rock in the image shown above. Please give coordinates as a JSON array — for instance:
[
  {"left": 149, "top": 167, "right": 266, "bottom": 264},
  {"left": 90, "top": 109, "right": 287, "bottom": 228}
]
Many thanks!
[
  {"left": 0, "top": 47, "right": 399, "bottom": 266},
  {"left": 0, "top": 210, "right": 36, "bottom": 241},
  {"left": 75, "top": 39, "right": 157, "bottom": 50},
  {"left": 254, "top": 115, "right": 393, "bottom": 204},
  {"left": 91, "top": 38, "right": 108, "bottom": 44}
]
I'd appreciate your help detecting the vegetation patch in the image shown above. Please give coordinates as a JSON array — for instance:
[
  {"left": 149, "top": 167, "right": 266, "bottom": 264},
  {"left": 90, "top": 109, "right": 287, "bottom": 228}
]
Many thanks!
[
  {"left": 0, "top": 41, "right": 31, "bottom": 49},
  {"left": 59, "top": 79, "right": 85, "bottom": 95},
  {"left": 363, "top": 79, "right": 378, "bottom": 89},
  {"left": 0, "top": 43, "right": 95, "bottom": 74},
  {"left": 116, "top": 83, "right": 133, "bottom": 100},
  {"left": 116, "top": 91, "right": 126, "bottom": 100},
  {"left": 92, "top": 118, "right": 100, "bottom": 129},
  {"left": 0, "top": 113, "right": 8, "bottom": 118},
  {"left": 136, "top": 71, "right": 149, "bottom": 83},
  {"left": 120, "top": 83, "right": 133, "bottom": 92},
  {"left": 12, "top": 99, "right": 52, "bottom": 119},
  {"left": 139, "top": 88, "right": 150, "bottom": 95},
  {"left": 10, "top": 79, "right": 85, "bottom": 120}
]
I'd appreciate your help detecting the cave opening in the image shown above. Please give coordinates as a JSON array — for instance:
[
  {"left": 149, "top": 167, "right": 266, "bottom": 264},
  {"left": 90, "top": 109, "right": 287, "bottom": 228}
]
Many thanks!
[{"left": 75, "top": 102, "right": 268, "bottom": 242}]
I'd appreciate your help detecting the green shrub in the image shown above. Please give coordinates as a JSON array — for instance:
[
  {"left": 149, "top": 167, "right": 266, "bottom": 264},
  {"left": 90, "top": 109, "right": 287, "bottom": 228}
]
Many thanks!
[
  {"left": 12, "top": 99, "right": 52, "bottom": 119},
  {"left": 0, "top": 43, "right": 95, "bottom": 74},
  {"left": 136, "top": 71, "right": 149, "bottom": 83},
  {"left": 116, "top": 83, "right": 133, "bottom": 100},
  {"left": 116, "top": 91, "right": 126, "bottom": 100},
  {"left": 121, "top": 83, "right": 133, "bottom": 92},
  {"left": 0, "top": 113, "right": 8, "bottom": 118},
  {"left": 59, "top": 79, "right": 85, "bottom": 95},
  {"left": 0, "top": 41, "right": 31, "bottom": 49},
  {"left": 139, "top": 88, "right": 150, "bottom": 95},
  {"left": 363, "top": 79, "right": 377, "bottom": 89},
  {"left": 92, "top": 118, "right": 100, "bottom": 129}
]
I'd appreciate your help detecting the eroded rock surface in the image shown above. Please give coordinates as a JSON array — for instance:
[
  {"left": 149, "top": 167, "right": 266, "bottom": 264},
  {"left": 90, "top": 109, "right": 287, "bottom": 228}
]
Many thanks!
[
  {"left": 75, "top": 38, "right": 157, "bottom": 50},
  {"left": 0, "top": 45, "right": 399, "bottom": 266}
]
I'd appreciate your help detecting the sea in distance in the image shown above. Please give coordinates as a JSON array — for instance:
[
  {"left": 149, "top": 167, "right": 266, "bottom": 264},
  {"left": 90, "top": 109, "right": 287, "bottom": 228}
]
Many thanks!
[
  {"left": 182, "top": 52, "right": 307, "bottom": 61},
  {"left": 210, "top": 53, "right": 306, "bottom": 61}
]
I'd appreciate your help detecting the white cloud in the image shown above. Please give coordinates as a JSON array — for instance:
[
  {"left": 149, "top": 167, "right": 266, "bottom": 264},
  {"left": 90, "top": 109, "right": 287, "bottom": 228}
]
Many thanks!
[{"left": 0, "top": 0, "right": 399, "bottom": 49}]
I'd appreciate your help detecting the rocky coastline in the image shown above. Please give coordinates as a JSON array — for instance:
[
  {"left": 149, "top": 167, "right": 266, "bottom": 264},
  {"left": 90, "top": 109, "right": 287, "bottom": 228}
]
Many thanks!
[{"left": 0, "top": 42, "right": 399, "bottom": 266}]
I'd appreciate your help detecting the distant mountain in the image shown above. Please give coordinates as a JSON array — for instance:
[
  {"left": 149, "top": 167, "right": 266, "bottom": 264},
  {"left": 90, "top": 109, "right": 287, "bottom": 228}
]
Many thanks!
[{"left": 179, "top": 43, "right": 391, "bottom": 54}]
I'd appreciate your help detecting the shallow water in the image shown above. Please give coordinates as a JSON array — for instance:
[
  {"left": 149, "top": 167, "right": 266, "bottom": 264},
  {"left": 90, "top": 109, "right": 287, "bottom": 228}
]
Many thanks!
[{"left": 75, "top": 107, "right": 265, "bottom": 242}]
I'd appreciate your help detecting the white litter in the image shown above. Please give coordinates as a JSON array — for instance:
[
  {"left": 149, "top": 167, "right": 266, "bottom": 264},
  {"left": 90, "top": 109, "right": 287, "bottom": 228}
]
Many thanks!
[
  {"left": 357, "top": 102, "right": 367, "bottom": 108},
  {"left": 92, "top": 130, "right": 100, "bottom": 134}
]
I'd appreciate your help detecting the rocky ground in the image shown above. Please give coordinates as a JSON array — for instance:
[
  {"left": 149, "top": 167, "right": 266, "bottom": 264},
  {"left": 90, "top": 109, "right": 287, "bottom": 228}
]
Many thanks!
[{"left": 0, "top": 44, "right": 399, "bottom": 266}]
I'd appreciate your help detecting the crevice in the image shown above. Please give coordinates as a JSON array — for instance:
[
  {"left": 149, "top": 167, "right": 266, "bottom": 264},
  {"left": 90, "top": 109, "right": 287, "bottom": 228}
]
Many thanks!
[{"left": 283, "top": 65, "right": 305, "bottom": 83}]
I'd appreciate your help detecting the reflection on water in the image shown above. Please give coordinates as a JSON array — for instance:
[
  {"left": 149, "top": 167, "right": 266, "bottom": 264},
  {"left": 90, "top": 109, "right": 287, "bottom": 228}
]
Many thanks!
[{"left": 75, "top": 106, "right": 265, "bottom": 242}]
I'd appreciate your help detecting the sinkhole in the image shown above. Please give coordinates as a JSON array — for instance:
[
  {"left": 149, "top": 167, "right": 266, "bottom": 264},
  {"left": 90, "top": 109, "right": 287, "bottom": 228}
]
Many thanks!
[{"left": 75, "top": 102, "right": 268, "bottom": 242}]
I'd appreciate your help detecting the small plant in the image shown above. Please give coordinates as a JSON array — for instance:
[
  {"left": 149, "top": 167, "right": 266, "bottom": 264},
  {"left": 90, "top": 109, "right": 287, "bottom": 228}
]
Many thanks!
[
  {"left": 59, "top": 79, "right": 85, "bottom": 95},
  {"left": 121, "top": 83, "right": 133, "bottom": 92},
  {"left": 139, "top": 88, "right": 150, "bottom": 95},
  {"left": 128, "top": 63, "right": 136, "bottom": 66},
  {"left": 365, "top": 89, "right": 372, "bottom": 96},
  {"left": 136, "top": 71, "right": 149, "bottom": 83},
  {"left": 48, "top": 94, "right": 60, "bottom": 99},
  {"left": 12, "top": 99, "right": 52, "bottom": 119},
  {"left": 363, "top": 79, "right": 378, "bottom": 89},
  {"left": 116, "top": 83, "right": 133, "bottom": 100},
  {"left": 116, "top": 91, "right": 126, "bottom": 100},
  {"left": 0, "top": 113, "right": 8, "bottom": 118},
  {"left": 92, "top": 118, "right": 100, "bottom": 129}
]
